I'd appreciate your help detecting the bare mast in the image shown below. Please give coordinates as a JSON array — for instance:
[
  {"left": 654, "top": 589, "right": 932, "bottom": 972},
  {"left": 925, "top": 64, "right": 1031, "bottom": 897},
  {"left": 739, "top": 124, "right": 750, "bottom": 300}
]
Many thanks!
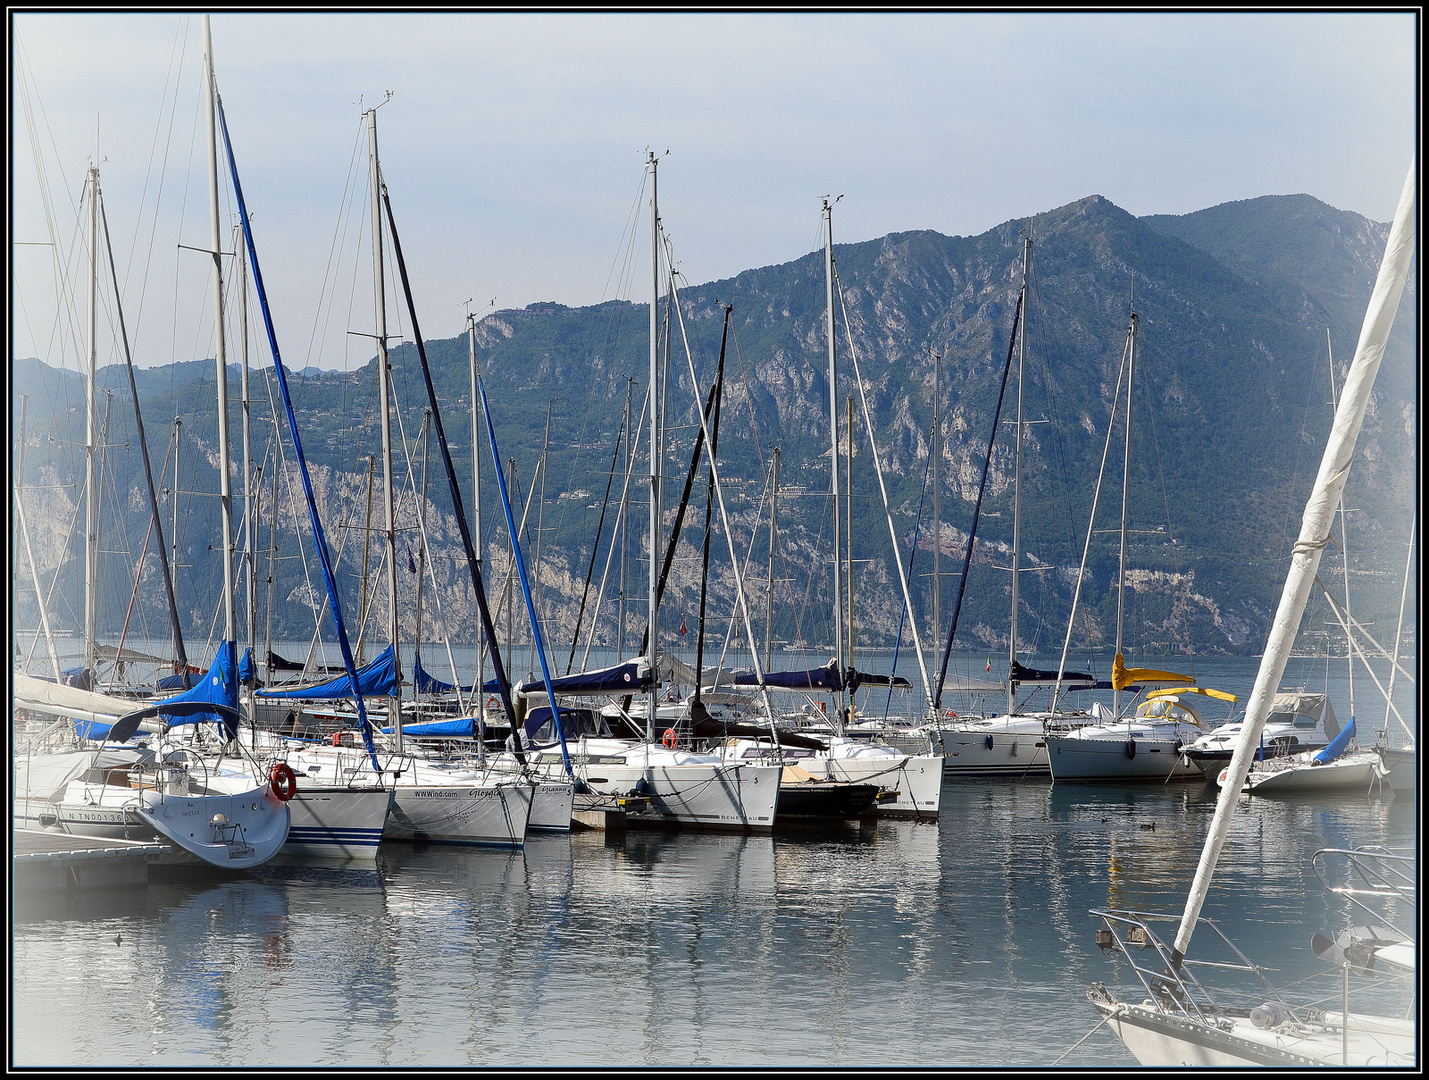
[
  {"left": 366, "top": 104, "right": 402, "bottom": 750},
  {"left": 203, "top": 16, "right": 237, "bottom": 661},
  {"left": 823, "top": 197, "right": 845, "bottom": 734}
]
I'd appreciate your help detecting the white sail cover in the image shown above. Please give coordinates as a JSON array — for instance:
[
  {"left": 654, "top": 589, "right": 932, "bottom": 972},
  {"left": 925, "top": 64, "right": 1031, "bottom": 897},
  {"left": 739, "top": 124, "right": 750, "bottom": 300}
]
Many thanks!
[{"left": 13, "top": 670, "right": 141, "bottom": 721}]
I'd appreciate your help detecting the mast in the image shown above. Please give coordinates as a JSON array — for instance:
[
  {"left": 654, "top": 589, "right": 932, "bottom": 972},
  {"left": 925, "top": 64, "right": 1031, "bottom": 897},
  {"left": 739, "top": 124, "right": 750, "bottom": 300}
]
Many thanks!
[
  {"left": 646, "top": 150, "right": 660, "bottom": 743},
  {"left": 99, "top": 186, "right": 190, "bottom": 687},
  {"left": 171, "top": 418, "right": 182, "bottom": 616},
  {"left": 764, "top": 447, "right": 780, "bottom": 673},
  {"left": 846, "top": 394, "right": 855, "bottom": 710},
  {"left": 1113, "top": 307, "right": 1137, "bottom": 720},
  {"left": 357, "top": 454, "right": 375, "bottom": 664},
  {"left": 932, "top": 352, "right": 940, "bottom": 652},
  {"left": 239, "top": 221, "right": 256, "bottom": 706},
  {"left": 468, "top": 309, "right": 485, "bottom": 744},
  {"left": 618, "top": 377, "right": 633, "bottom": 654},
  {"left": 263, "top": 438, "right": 278, "bottom": 684},
  {"left": 1172, "top": 160, "right": 1415, "bottom": 965},
  {"left": 367, "top": 104, "right": 402, "bottom": 749},
  {"left": 1008, "top": 235, "right": 1030, "bottom": 717},
  {"left": 84, "top": 166, "right": 99, "bottom": 681},
  {"left": 203, "top": 16, "right": 237, "bottom": 666},
  {"left": 823, "top": 197, "right": 845, "bottom": 734}
]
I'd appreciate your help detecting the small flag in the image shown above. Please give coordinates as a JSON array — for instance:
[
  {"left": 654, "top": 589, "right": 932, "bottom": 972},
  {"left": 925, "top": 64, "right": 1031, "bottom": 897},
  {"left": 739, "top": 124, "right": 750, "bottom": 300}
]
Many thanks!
[
  {"left": 986, "top": 657, "right": 992, "bottom": 673},
  {"left": 678, "top": 617, "right": 689, "bottom": 638},
  {"left": 407, "top": 547, "right": 417, "bottom": 574}
]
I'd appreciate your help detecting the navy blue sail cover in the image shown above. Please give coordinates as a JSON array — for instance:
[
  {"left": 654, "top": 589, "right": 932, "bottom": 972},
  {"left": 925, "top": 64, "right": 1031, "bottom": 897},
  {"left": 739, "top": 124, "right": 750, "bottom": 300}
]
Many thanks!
[
  {"left": 1009, "top": 660, "right": 1096, "bottom": 684},
  {"left": 517, "top": 660, "right": 651, "bottom": 697},
  {"left": 256, "top": 645, "right": 398, "bottom": 700}
]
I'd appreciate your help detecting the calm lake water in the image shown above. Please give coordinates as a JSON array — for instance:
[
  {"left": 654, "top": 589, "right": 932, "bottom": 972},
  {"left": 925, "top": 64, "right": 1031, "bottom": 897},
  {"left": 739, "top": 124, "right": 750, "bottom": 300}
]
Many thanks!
[{"left": 11, "top": 656, "right": 1416, "bottom": 1067}]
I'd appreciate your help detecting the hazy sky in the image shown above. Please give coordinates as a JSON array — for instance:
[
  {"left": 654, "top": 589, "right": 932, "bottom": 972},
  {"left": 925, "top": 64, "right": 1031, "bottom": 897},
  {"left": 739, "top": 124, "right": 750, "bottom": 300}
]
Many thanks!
[{"left": 11, "top": 10, "right": 1417, "bottom": 371}]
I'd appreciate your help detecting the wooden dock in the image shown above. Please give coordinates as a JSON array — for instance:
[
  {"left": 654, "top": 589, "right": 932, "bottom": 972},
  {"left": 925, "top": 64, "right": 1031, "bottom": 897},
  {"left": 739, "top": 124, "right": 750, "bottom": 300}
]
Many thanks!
[{"left": 12, "top": 828, "right": 169, "bottom": 892}]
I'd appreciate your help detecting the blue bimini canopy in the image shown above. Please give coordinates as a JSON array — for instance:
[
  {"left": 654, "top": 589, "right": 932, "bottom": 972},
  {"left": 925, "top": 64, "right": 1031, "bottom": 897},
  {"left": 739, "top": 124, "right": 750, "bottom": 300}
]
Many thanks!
[{"left": 256, "top": 644, "right": 398, "bottom": 700}]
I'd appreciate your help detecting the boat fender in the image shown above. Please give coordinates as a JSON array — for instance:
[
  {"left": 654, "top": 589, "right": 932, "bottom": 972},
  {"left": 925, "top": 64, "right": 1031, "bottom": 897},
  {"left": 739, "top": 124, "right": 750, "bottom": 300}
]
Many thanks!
[
  {"left": 662, "top": 728, "right": 678, "bottom": 749},
  {"left": 985, "top": 734, "right": 995, "bottom": 751},
  {"left": 269, "top": 762, "right": 298, "bottom": 802},
  {"left": 1125, "top": 739, "right": 1137, "bottom": 760}
]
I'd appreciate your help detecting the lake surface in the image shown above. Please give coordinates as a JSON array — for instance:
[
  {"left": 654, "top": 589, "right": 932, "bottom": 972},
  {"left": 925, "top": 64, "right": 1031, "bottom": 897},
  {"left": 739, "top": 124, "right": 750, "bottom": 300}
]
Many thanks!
[
  {"left": 13, "top": 775, "right": 1414, "bottom": 1065},
  {"left": 11, "top": 653, "right": 1416, "bottom": 1067}
]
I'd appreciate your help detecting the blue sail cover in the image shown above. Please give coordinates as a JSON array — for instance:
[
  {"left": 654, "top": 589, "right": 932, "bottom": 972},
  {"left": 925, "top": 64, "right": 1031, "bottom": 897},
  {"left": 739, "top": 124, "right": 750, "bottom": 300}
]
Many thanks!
[
  {"left": 381, "top": 716, "right": 480, "bottom": 738},
  {"left": 155, "top": 640, "right": 240, "bottom": 740},
  {"left": 239, "top": 646, "right": 257, "bottom": 684},
  {"left": 256, "top": 645, "right": 398, "bottom": 700},
  {"left": 413, "top": 652, "right": 475, "bottom": 694},
  {"left": 1010, "top": 660, "right": 1096, "bottom": 684},
  {"left": 1311, "top": 715, "right": 1356, "bottom": 764},
  {"left": 733, "top": 659, "right": 844, "bottom": 691},
  {"left": 517, "top": 660, "right": 651, "bottom": 697}
]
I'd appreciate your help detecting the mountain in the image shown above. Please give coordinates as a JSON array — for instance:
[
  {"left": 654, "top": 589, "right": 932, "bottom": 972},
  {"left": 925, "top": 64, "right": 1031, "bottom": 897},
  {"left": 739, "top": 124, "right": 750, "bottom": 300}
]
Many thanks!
[{"left": 12, "top": 193, "right": 1416, "bottom": 677}]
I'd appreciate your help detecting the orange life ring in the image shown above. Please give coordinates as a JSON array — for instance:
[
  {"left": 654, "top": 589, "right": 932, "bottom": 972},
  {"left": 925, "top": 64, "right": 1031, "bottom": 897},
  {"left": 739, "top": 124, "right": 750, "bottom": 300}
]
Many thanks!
[
  {"left": 270, "top": 762, "right": 298, "bottom": 802},
  {"left": 661, "top": 727, "right": 678, "bottom": 749}
]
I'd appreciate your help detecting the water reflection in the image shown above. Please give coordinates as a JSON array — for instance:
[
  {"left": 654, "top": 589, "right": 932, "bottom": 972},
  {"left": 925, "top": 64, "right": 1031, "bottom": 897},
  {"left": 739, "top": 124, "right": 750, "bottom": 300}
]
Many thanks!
[{"left": 11, "top": 775, "right": 1414, "bottom": 1067}]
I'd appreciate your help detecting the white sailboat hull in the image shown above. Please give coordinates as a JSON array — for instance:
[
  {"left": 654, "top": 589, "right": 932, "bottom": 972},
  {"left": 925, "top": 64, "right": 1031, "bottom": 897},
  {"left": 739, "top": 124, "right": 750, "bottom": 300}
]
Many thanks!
[
  {"left": 800, "top": 752, "right": 943, "bottom": 818},
  {"left": 1220, "top": 753, "right": 1388, "bottom": 794},
  {"left": 933, "top": 717, "right": 1061, "bottom": 778},
  {"left": 283, "top": 787, "right": 393, "bottom": 858},
  {"left": 1048, "top": 735, "right": 1205, "bottom": 781},
  {"left": 527, "top": 779, "right": 575, "bottom": 832},
  {"left": 1092, "top": 996, "right": 1416, "bottom": 1067},
  {"left": 385, "top": 780, "right": 533, "bottom": 847},
  {"left": 538, "top": 741, "right": 780, "bottom": 833},
  {"left": 134, "top": 784, "right": 290, "bottom": 869}
]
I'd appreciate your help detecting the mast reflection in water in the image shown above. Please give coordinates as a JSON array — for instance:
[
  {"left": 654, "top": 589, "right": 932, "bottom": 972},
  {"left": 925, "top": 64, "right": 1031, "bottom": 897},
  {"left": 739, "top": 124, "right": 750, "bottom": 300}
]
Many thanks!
[{"left": 14, "top": 761, "right": 1413, "bottom": 1067}]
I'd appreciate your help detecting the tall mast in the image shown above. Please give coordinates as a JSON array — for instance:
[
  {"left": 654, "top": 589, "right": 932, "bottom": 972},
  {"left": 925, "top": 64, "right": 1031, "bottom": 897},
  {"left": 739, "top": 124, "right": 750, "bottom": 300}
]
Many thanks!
[
  {"left": 932, "top": 352, "right": 941, "bottom": 652},
  {"left": 646, "top": 150, "right": 660, "bottom": 743},
  {"left": 468, "top": 309, "right": 485, "bottom": 739},
  {"left": 367, "top": 104, "right": 402, "bottom": 749},
  {"left": 1113, "top": 307, "right": 1136, "bottom": 719},
  {"left": 846, "top": 395, "right": 855, "bottom": 701},
  {"left": 618, "top": 377, "right": 633, "bottom": 655},
  {"left": 764, "top": 446, "right": 780, "bottom": 673},
  {"left": 84, "top": 166, "right": 99, "bottom": 679},
  {"left": 238, "top": 221, "right": 256, "bottom": 712},
  {"left": 823, "top": 197, "right": 844, "bottom": 734},
  {"left": 1008, "top": 235, "right": 1030, "bottom": 717},
  {"left": 203, "top": 15, "right": 236, "bottom": 654}
]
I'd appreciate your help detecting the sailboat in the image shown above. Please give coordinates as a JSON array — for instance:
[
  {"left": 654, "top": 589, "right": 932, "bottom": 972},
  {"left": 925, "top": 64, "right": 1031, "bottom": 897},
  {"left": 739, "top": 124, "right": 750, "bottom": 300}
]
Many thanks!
[
  {"left": 1216, "top": 715, "right": 1388, "bottom": 794},
  {"left": 516, "top": 152, "right": 782, "bottom": 833},
  {"left": 254, "top": 102, "right": 531, "bottom": 848},
  {"left": 1086, "top": 160, "right": 1416, "bottom": 1067},
  {"left": 925, "top": 235, "right": 1101, "bottom": 778}
]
